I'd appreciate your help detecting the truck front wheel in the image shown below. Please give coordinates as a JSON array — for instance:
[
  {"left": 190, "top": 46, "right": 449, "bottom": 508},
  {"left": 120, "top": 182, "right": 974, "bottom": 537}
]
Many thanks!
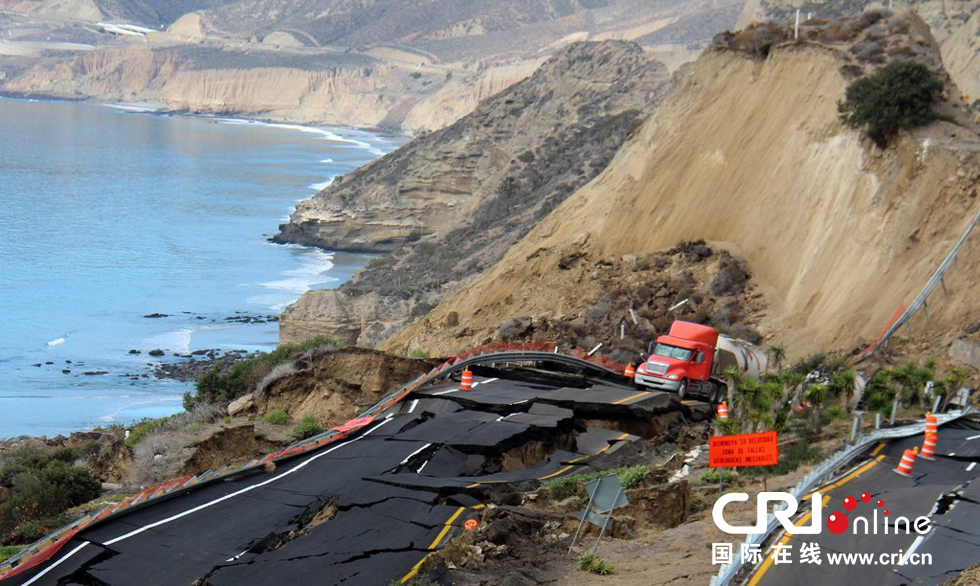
[{"left": 677, "top": 379, "right": 688, "bottom": 399}]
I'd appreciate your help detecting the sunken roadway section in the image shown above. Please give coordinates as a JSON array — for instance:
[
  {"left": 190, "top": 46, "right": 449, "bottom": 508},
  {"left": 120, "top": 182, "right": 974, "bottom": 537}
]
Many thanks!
[{"left": 4, "top": 353, "right": 712, "bottom": 585}]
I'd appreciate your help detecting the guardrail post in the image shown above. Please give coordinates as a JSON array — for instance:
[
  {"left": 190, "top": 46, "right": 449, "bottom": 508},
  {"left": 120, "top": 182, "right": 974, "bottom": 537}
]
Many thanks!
[
  {"left": 875, "top": 412, "right": 881, "bottom": 430},
  {"left": 850, "top": 416, "right": 861, "bottom": 443},
  {"left": 933, "top": 394, "right": 942, "bottom": 413},
  {"left": 890, "top": 395, "right": 899, "bottom": 425}
]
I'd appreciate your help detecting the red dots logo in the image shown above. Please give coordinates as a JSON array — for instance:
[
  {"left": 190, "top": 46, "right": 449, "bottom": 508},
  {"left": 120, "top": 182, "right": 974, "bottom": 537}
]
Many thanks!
[
  {"left": 827, "top": 512, "right": 849, "bottom": 534},
  {"left": 843, "top": 496, "right": 857, "bottom": 511},
  {"left": 860, "top": 492, "right": 871, "bottom": 503}
]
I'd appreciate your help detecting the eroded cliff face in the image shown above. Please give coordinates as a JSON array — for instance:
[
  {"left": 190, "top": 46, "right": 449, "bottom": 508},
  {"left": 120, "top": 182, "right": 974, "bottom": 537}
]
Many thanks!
[
  {"left": 737, "top": 0, "right": 980, "bottom": 100},
  {"left": 384, "top": 13, "right": 980, "bottom": 359},
  {"left": 277, "top": 40, "right": 671, "bottom": 346}
]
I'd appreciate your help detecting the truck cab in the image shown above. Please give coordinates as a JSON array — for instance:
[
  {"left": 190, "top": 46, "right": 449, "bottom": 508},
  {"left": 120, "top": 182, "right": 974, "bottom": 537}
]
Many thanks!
[{"left": 634, "top": 321, "right": 719, "bottom": 399}]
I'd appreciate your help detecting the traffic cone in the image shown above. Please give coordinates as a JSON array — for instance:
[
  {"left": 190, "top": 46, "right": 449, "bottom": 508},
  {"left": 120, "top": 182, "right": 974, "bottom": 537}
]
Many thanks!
[
  {"left": 717, "top": 401, "right": 729, "bottom": 422},
  {"left": 894, "top": 446, "right": 919, "bottom": 477},
  {"left": 460, "top": 368, "right": 473, "bottom": 391},
  {"left": 925, "top": 412, "right": 938, "bottom": 435},
  {"left": 920, "top": 432, "right": 937, "bottom": 461},
  {"left": 624, "top": 363, "right": 636, "bottom": 378}
]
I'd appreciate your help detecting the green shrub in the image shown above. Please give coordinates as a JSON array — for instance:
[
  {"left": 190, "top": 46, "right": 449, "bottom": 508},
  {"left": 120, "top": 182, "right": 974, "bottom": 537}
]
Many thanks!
[
  {"left": 0, "top": 446, "right": 102, "bottom": 545},
  {"left": 293, "top": 415, "right": 325, "bottom": 439},
  {"left": 700, "top": 469, "right": 737, "bottom": 484},
  {"left": 578, "top": 552, "right": 614, "bottom": 575},
  {"left": 125, "top": 415, "right": 176, "bottom": 450},
  {"left": 823, "top": 404, "right": 846, "bottom": 420},
  {"left": 544, "top": 465, "right": 651, "bottom": 500},
  {"left": 264, "top": 410, "right": 290, "bottom": 425},
  {"left": 186, "top": 336, "right": 339, "bottom": 409},
  {"left": 838, "top": 60, "right": 943, "bottom": 146},
  {"left": 0, "top": 545, "right": 23, "bottom": 561}
]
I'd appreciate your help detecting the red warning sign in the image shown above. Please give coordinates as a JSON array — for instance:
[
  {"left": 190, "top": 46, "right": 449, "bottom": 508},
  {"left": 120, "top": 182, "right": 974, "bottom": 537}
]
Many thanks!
[{"left": 709, "top": 431, "right": 778, "bottom": 468}]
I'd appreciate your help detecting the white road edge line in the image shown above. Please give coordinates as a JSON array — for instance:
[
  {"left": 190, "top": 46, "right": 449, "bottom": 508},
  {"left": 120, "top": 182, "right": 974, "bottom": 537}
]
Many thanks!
[
  {"left": 967, "top": 462, "right": 977, "bottom": 472},
  {"left": 225, "top": 548, "right": 249, "bottom": 562},
  {"left": 432, "top": 388, "right": 457, "bottom": 396},
  {"left": 23, "top": 543, "right": 89, "bottom": 586},
  {"left": 965, "top": 434, "right": 980, "bottom": 441},
  {"left": 400, "top": 443, "right": 432, "bottom": 465},
  {"left": 24, "top": 418, "right": 396, "bottom": 583},
  {"left": 408, "top": 399, "right": 419, "bottom": 413},
  {"left": 471, "top": 377, "right": 498, "bottom": 388},
  {"left": 898, "top": 535, "right": 925, "bottom": 566}
]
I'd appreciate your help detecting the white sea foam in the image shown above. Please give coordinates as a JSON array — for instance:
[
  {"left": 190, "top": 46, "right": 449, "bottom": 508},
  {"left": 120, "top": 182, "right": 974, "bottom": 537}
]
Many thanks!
[
  {"left": 46, "top": 336, "right": 66, "bottom": 347},
  {"left": 308, "top": 178, "right": 334, "bottom": 191},
  {"left": 253, "top": 248, "right": 337, "bottom": 310},
  {"left": 214, "top": 118, "right": 387, "bottom": 155},
  {"left": 102, "top": 103, "right": 160, "bottom": 113},
  {"left": 320, "top": 158, "right": 334, "bottom": 164},
  {"left": 143, "top": 328, "right": 193, "bottom": 354}
]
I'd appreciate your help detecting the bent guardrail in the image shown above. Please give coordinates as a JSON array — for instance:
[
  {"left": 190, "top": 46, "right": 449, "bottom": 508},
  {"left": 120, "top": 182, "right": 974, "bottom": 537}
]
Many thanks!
[
  {"left": 709, "top": 408, "right": 974, "bottom": 586},
  {"left": 0, "top": 342, "right": 627, "bottom": 580}
]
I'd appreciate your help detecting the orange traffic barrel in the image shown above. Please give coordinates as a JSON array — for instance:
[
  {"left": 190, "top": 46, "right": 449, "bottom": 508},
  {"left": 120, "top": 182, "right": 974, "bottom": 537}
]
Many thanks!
[
  {"left": 460, "top": 368, "right": 473, "bottom": 391},
  {"left": 925, "top": 412, "right": 938, "bottom": 435},
  {"left": 624, "top": 363, "right": 636, "bottom": 378},
  {"left": 894, "top": 446, "right": 918, "bottom": 477},
  {"left": 920, "top": 432, "right": 937, "bottom": 461},
  {"left": 717, "top": 401, "right": 729, "bottom": 421}
]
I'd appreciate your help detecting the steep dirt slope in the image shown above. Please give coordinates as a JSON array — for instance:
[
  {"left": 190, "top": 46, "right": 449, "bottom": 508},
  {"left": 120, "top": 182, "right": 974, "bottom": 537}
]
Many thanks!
[
  {"left": 385, "top": 12, "right": 980, "bottom": 359},
  {"left": 277, "top": 41, "right": 670, "bottom": 346},
  {"left": 738, "top": 0, "right": 980, "bottom": 101}
]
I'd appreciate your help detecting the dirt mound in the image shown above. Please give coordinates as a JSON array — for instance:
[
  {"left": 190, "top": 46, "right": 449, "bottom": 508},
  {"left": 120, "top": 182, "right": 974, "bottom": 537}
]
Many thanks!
[
  {"left": 384, "top": 240, "right": 767, "bottom": 361},
  {"left": 247, "top": 347, "right": 438, "bottom": 425},
  {"left": 387, "top": 12, "right": 980, "bottom": 360},
  {"left": 179, "top": 424, "right": 281, "bottom": 475}
]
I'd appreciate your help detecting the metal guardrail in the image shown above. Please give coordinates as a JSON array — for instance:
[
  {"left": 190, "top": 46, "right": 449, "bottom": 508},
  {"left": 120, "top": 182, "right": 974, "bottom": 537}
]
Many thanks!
[
  {"left": 855, "top": 207, "right": 980, "bottom": 362},
  {"left": 709, "top": 408, "right": 974, "bottom": 586},
  {"left": 0, "top": 344, "right": 625, "bottom": 580}
]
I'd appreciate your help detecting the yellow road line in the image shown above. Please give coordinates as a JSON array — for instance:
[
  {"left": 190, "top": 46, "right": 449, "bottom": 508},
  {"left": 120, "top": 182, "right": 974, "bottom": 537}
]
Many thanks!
[
  {"left": 613, "top": 391, "right": 651, "bottom": 405},
  {"left": 804, "top": 455, "right": 884, "bottom": 501},
  {"left": 748, "top": 495, "right": 830, "bottom": 586},
  {"left": 752, "top": 452, "right": 887, "bottom": 584},
  {"left": 400, "top": 506, "right": 468, "bottom": 583},
  {"left": 539, "top": 465, "right": 576, "bottom": 480},
  {"left": 870, "top": 442, "right": 885, "bottom": 456},
  {"left": 405, "top": 431, "right": 635, "bottom": 580}
]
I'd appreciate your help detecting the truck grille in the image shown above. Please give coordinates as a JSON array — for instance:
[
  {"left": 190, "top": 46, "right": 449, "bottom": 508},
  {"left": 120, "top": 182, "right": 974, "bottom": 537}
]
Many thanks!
[{"left": 646, "top": 361, "right": 668, "bottom": 375}]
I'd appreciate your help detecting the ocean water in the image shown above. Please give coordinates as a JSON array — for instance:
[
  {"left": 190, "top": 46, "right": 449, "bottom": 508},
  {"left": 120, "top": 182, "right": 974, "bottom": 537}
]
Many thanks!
[{"left": 0, "top": 97, "right": 402, "bottom": 438}]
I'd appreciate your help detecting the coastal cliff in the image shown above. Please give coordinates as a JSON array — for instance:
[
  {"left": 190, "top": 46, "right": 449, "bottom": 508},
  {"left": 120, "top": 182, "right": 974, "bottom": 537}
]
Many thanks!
[{"left": 277, "top": 40, "right": 671, "bottom": 346}]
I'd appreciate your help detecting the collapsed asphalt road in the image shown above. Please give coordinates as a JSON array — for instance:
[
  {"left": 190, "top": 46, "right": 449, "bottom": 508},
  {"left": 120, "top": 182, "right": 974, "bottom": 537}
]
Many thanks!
[
  {"left": 749, "top": 418, "right": 980, "bottom": 586},
  {"left": 5, "top": 361, "right": 712, "bottom": 585}
]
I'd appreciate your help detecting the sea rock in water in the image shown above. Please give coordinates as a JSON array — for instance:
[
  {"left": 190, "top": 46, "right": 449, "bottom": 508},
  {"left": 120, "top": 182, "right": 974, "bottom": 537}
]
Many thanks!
[
  {"left": 143, "top": 313, "right": 169, "bottom": 318},
  {"left": 148, "top": 349, "right": 165, "bottom": 357}
]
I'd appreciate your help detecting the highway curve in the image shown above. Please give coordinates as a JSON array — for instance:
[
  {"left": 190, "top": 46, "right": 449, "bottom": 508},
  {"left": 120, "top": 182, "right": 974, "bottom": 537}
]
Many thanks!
[
  {"left": 4, "top": 361, "right": 711, "bottom": 585},
  {"left": 748, "top": 418, "right": 980, "bottom": 586}
]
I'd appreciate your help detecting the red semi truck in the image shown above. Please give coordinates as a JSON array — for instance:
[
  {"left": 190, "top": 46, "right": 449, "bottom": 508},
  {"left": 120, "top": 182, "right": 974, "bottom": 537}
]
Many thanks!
[{"left": 633, "top": 320, "right": 768, "bottom": 401}]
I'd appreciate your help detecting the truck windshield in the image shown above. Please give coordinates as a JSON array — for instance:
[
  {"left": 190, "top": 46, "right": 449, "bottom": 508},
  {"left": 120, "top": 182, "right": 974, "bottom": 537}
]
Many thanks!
[{"left": 653, "top": 343, "right": 693, "bottom": 361}]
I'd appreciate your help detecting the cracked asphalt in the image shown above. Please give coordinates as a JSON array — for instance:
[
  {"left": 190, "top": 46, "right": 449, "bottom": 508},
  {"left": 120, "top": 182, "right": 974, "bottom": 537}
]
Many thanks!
[
  {"left": 751, "top": 419, "right": 980, "bottom": 586},
  {"left": 5, "top": 363, "right": 710, "bottom": 585}
]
